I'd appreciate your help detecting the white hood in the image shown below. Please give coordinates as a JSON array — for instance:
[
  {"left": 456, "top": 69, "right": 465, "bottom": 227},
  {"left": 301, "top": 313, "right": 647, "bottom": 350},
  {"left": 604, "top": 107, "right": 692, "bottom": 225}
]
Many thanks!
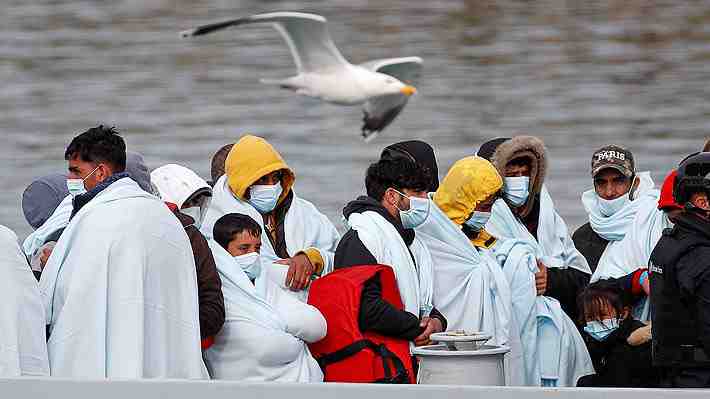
[{"left": 151, "top": 164, "right": 211, "bottom": 208}]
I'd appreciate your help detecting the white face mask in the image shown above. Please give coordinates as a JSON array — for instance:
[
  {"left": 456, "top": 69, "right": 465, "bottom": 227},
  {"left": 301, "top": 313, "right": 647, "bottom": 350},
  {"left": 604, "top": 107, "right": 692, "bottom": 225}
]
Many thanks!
[
  {"left": 464, "top": 211, "right": 491, "bottom": 231},
  {"left": 393, "top": 189, "right": 430, "bottom": 229},
  {"left": 66, "top": 165, "right": 100, "bottom": 197},
  {"left": 182, "top": 207, "right": 203, "bottom": 229},
  {"left": 504, "top": 176, "right": 530, "bottom": 207},
  {"left": 248, "top": 183, "right": 283, "bottom": 214},
  {"left": 233, "top": 252, "right": 261, "bottom": 280},
  {"left": 597, "top": 194, "right": 630, "bottom": 217},
  {"left": 181, "top": 195, "right": 211, "bottom": 229}
]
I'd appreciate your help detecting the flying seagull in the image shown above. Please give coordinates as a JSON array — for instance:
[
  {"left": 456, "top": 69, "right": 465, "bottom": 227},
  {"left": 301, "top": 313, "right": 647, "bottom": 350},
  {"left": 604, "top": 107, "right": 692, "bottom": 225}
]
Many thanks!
[{"left": 181, "top": 11, "right": 422, "bottom": 141}]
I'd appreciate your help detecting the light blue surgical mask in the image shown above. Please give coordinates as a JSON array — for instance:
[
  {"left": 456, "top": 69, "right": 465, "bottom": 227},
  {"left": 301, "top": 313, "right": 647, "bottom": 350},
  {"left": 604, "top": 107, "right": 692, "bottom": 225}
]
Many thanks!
[
  {"left": 597, "top": 194, "right": 630, "bottom": 217},
  {"left": 66, "top": 179, "right": 86, "bottom": 197},
  {"left": 504, "top": 176, "right": 530, "bottom": 207},
  {"left": 393, "top": 189, "right": 430, "bottom": 229},
  {"left": 464, "top": 211, "right": 491, "bottom": 231},
  {"left": 66, "top": 165, "right": 100, "bottom": 197},
  {"left": 234, "top": 252, "right": 262, "bottom": 280},
  {"left": 248, "top": 182, "right": 283, "bottom": 214},
  {"left": 584, "top": 318, "right": 620, "bottom": 341}
]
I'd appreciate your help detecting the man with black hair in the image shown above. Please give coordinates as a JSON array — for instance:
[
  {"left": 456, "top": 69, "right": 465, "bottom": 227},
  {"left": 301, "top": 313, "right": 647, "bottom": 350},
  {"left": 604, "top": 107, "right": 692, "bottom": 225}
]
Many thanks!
[
  {"left": 650, "top": 152, "right": 710, "bottom": 387},
  {"left": 39, "top": 125, "right": 207, "bottom": 378},
  {"left": 335, "top": 158, "right": 446, "bottom": 346}
]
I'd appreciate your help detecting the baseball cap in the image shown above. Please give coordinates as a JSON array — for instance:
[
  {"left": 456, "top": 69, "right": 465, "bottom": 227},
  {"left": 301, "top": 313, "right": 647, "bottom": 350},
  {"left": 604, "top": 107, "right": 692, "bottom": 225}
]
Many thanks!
[{"left": 591, "top": 145, "right": 634, "bottom": 178}]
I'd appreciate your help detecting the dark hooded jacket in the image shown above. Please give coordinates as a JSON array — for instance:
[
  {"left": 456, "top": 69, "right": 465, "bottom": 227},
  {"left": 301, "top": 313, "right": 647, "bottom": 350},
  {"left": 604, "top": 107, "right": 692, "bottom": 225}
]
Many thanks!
[
  {"left": 576, "top": 318, "right": 659, "bottom": 387},
  {"left": 478, "top": 137, "right": 591, "bottom": 321},
  {"left": 334, "top": 196, "right": 447, "bottom": 340},
  {"left": 173, "top": 209, "right": 225, "bottom": 340},
  {"left": 381, "top": 140, "right": 439, "bottom": 192}
]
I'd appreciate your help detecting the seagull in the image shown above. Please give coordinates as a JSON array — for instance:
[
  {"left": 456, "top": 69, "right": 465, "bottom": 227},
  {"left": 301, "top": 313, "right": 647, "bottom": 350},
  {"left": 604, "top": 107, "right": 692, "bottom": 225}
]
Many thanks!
[{"left": 180, "top": 11, "right": 422, "bottom": 141}]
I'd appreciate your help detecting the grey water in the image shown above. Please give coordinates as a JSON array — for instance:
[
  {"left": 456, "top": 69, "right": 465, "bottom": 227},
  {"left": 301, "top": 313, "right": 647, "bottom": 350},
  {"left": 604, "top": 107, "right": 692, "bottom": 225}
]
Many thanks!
[{"left": 2, "top": 0, "right": 708, "bottom": 240}]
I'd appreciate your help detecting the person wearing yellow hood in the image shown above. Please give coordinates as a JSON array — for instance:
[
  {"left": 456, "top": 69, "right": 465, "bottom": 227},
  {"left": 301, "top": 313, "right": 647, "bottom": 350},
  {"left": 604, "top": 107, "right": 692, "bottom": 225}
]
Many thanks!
[
  {"left": 201, "top": 135, "right": 340, "bottom": 291},
  {"left": 415, "top": 156, "right": 594, "bottom": 386}
]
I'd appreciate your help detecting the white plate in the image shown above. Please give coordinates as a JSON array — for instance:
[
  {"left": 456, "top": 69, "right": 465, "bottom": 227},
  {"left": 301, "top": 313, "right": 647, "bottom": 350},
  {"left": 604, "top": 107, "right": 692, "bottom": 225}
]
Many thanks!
[{"left": 430, "top": 331, "right": 492, "bottom": 342}]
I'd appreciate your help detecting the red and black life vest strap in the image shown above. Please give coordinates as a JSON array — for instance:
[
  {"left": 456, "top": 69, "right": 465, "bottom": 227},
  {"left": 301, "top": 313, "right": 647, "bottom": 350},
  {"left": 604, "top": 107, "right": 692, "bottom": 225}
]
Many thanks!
[{"left": 316, "top": 339, "right": 409, "bottom": 384}]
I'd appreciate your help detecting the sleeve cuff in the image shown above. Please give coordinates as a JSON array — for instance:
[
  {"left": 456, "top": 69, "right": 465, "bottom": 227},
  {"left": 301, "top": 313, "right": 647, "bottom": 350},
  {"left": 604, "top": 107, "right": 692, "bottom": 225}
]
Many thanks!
[
  {"left": 631, "top": 268, "right": 648, "bottom": 296},
  {"left": 300, "top": 247, "right": 325, "bottom": 276}
]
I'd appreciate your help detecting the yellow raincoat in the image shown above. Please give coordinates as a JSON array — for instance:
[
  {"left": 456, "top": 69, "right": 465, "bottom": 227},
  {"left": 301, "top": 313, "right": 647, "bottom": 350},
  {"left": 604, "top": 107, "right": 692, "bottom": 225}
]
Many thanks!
[
  {"left": 213, "top": 135, "right": 334, "bottom": 273},
  {"left": 225, "top": 135, "right": 295, "bottom": 205},
  {"left": 433, "top": 156, "right": 503, "bottom": 248}
]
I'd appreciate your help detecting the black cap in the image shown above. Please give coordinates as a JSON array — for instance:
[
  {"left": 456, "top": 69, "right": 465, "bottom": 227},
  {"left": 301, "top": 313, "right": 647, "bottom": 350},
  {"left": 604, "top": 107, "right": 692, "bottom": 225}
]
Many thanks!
[{"left": 591, "top": 145, "right": 634, "bottom": 178}]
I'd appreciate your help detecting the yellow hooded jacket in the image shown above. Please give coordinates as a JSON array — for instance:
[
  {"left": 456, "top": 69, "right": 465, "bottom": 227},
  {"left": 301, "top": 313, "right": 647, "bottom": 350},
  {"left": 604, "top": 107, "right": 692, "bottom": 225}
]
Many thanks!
[
  {"left": 224, "top": 135, "right": 324, "bottom": 273},
  {"left": 433, "top": 156, "right": 503, "bottom": 249}
]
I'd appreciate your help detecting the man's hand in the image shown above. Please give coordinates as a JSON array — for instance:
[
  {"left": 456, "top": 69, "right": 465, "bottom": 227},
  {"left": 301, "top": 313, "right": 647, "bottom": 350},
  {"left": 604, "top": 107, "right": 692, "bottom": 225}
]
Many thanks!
[
  {"left": 535, "top": 260, "right": 548, "bottom": 296},
  {"left": 414, "top": 317, "right": 444, "bottom": 347},
  {"left": 276, "top": 253, "right": 314, "bottom": 292}
]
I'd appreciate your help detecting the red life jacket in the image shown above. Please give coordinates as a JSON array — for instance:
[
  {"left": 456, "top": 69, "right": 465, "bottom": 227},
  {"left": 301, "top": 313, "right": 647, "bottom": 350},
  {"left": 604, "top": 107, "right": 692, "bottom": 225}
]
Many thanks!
[{"left": 307, "top": 264, "right": 415, "bottom": 384}]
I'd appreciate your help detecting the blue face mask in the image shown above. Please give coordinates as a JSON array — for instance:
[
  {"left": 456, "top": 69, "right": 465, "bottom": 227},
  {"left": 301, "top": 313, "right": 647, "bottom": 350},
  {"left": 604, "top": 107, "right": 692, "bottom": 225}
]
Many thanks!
[
  {"left": 504, "top": 176, "right": 530, "bottom": 207},
  {"left": 597, "top": 194, "right": 630, "bottom": 217},
  {"left": 464, "top": 211, "right": 491, "bottom": 231},
  {"left": 66, "top": 165, "right": 100, "bottom": 197},
  {"left": 584, "top": 318, "right": 620, "bottom": 341},
  {"left": 248, "top": 182, "right": 283, "bottom": 214},
  {"left": 233, "top": 252, "right": 262, "bottom": 281},
  {"left": 393, "top": 189, "right": 430, "bottom": 229}
]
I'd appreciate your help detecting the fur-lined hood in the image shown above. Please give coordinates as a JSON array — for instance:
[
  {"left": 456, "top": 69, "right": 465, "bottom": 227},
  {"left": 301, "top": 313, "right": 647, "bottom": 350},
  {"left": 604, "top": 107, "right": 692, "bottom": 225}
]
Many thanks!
[{"left": 477, "top": 136, "right": 547, "bottom": 218}]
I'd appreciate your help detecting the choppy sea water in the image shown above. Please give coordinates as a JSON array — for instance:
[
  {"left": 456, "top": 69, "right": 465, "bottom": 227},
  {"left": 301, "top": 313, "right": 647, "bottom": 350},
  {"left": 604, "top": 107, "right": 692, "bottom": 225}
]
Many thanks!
[{"left": 2, "top": 0, "right": 708, "bottom": 240}]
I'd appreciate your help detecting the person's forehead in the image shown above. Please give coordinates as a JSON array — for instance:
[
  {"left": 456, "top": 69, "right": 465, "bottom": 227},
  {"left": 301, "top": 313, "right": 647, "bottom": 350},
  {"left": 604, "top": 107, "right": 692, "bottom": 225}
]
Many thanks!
[
  {"left": 234, "top": 230, "right": 261, "bottom": 242},
  {"left": 594, "top": 168, "right": 625, "bottom": 180}
]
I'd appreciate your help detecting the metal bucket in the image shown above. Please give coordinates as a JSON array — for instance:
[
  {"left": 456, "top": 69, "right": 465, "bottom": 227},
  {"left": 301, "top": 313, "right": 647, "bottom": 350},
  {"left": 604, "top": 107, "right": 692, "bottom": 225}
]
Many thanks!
[{"left": 412, "top": 344, "right": 510, "bottom": 386}]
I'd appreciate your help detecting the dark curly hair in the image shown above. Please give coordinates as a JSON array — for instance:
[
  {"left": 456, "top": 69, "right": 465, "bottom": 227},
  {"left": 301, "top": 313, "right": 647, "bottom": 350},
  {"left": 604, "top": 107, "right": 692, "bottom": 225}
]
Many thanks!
[
  {"left": 213, "top": 213, "right": 262, "bottom": 251},
  {"left": 365, "top": 158, "right": 432, "bottom": 201},
  {"left": 64, "top": 125, "right": 126, "bottom": 172}
]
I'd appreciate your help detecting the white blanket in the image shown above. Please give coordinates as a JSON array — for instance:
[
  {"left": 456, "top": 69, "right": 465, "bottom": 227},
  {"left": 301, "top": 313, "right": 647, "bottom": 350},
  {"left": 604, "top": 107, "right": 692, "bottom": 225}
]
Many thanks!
[
  {"left": 39, "top": 178, "right": 208, "bottom": 379},
  {"left": 488, "top": 186, "right": 591, "bottom": 274},
  {"left": 486, "top": 238, "right": 594, "bottom": 387},
  {"left": 0, "top": 226, "right": 49, "bottom": 377},
  {"left": 202, "top": 176, "right": 340, "bottom": 274},
  {"left": 415, "top": 200, "right": 524, "bottom": 384},
  {"left": 589, "top": 186, "right": 666, "bottom": 321},
  {"left": 416, "top": 200, "right": 512, "bottom": 342},
  {"left": 22, "top": 194, "right": 72, "bottom": 258},
  {"left": 205, "top": 240, "right": 323, "bottom": 382},
  {"left": 591, "top": 197, "right": 667, "bottom": 283},
  {"left": 256, "top": 262, "right": 328, "bottom": 343},
  {"left": 347, "top": 210, "right": 434, "bottom": 319}
]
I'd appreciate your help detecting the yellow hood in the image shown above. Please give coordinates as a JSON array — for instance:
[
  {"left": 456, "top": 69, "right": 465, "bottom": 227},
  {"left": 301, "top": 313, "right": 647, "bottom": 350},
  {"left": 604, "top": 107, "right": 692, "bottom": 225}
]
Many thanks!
[
  {"left": 434, "top": 156, "right": 503, "bottom": 226},
  {"left": 225, "top": 135, "right": 295, "bottom": 203}
]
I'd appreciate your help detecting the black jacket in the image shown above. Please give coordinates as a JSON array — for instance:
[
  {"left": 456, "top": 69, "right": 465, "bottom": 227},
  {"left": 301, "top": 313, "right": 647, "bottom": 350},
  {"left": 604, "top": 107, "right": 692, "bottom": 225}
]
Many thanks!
[
  {"left": 334, "top": 196, "right": 447, "bottom": 341},
  {"left": 546, "top": 267, "right": 591, "bottom": 324},
  {"left": 572, "top": 222, "right": 609, "bottom": 273},
  {"left": 650, "top": 212, "right": 710, "bottom": 382},
  {"left": 577, "top": 318, "right": 659, "bottom": 387},
  {"left": 175, "top": 211, "right": 225, "bottom": 339}
]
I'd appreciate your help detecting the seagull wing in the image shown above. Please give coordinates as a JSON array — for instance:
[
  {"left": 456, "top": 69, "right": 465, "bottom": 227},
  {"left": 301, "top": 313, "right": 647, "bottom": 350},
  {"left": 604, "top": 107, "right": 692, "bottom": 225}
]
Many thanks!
[
  {"left": 360, "top": 57, "right": 422, "bottom": 139},
  {"left": 181, "top": 12, "right": 349, "bottom": 73}
]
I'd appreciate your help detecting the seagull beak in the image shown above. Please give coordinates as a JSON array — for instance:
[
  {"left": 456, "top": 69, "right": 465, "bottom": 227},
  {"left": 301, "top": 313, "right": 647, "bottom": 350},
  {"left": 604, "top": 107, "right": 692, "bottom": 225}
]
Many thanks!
[{"left": 400, "top": 85, "right": 417, "bottom": 96}]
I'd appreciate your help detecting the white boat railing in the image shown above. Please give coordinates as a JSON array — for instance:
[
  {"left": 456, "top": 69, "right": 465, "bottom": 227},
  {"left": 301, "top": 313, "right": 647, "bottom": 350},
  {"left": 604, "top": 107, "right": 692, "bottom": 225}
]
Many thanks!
[{"left": 0, "top": 378, "right": 707, "bottom": 399}]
